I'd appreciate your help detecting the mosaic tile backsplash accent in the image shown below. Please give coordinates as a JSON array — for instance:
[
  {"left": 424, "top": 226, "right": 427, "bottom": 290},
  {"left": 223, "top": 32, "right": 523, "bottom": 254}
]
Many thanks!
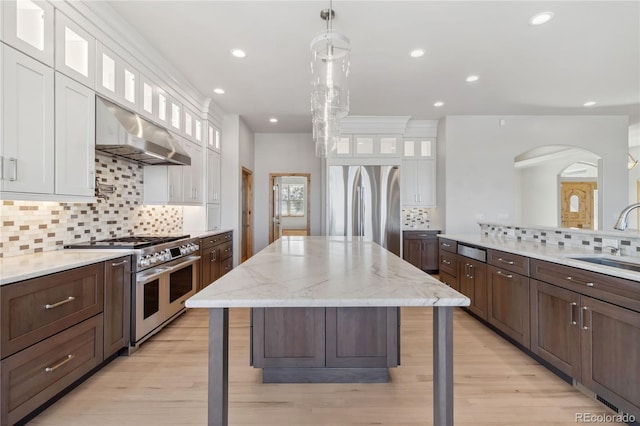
[
  {"left": 479, "top": 222, "right": 640, "bottom": 258},
  {"left": 403, "top": 208, "right": 433, "bottom": 228},
  {"left": 0, "top": 155, "right": 183, "bottom": 258}
]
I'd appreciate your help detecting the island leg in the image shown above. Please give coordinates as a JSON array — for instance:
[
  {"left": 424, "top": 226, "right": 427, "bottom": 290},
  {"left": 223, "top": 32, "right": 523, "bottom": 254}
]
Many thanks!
[
  {"left": 208, "top": 308, "right": 229, "bottom": 426},
  {"left": 433, "top": 306, "right": 453, "bottom": 426}
]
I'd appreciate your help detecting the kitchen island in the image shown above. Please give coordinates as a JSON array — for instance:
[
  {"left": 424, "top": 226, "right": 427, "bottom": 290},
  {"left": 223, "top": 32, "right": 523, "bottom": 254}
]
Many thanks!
[{"left": 186, "top": 236, "right": 469, "bottom": 426}]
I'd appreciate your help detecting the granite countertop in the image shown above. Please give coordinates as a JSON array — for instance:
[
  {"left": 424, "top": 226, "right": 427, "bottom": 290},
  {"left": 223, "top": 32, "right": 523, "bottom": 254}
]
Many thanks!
[
  {"left": 439, "top": 233, "right": 640, "bottom": 282},
  {"left": 186, "top": 236, "right": 470, "bottom": 309},
  {"left": 0, "top": 249, "right": 133, "bottom": 286}
]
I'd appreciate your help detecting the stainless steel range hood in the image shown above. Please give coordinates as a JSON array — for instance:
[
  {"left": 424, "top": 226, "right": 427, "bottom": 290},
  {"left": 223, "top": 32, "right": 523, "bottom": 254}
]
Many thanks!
[{"left": 95, "top": 96, "right": 190, "bottom": 166}]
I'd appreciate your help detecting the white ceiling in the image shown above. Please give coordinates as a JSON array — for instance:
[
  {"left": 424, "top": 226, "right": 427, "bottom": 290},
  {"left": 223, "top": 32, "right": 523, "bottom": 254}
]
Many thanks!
[{"left": 102, "top": 1, "right": 640, "bottom": 134}]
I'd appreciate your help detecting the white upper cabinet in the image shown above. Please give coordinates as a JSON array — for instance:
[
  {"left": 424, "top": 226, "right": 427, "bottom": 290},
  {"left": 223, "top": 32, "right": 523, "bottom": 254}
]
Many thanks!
[
  {"left": 157, "top": 87, "right": 168, "bottom": 124},
  {"left": 182, "top": 140, "right": 203, "bottom": 203},
  {"left": 183, "top": 107, "right": 203, "bottom": 143},
  {"left": 339, "top": 134, "right": 401, "bottom": 157},
  {"left": 2, "top": 0, "right": 54, "bottom": 66},
  {"left": 334, "top": 135, "right": 352, "bottom": 156},
  {"left": 169, "top": 98, "right": 181, "bottom": 133},
  {"left": 207, "top": 149, "right": 220, "bottom": 204},
  {"left": 54, "top": 10, "right": 95, "bottom": 88},
  {"left": 401, "top": 159, "right": 436, "bottom": 207},
  {"left": 207, "top": 122, "right": 221, "bottom": 152},
  {"left": 1, "top": 44, "right": 54, "bottom": 194},
  {"left": 54, "top": 72, "right": 95, "bottom": 197},
  {"left": 96, "top": 42, "right": 138, "bottom": 109},
  {"left": 403, "top": 138, "right": 434, "bottom": 158}
]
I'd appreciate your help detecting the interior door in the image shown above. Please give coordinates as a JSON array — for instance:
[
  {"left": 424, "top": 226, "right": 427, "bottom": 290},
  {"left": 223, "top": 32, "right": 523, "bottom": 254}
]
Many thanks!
[
  {"left": 560, "top": 181, "right": 596, "bottom": 229},
  {"left": 272, "top": 180, "right": 281, "bottom": 242}
]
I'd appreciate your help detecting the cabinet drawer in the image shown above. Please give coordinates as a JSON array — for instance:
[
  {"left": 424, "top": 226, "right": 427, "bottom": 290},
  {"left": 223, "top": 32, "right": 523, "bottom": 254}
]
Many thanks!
[
  {"left": 219, "top": 257, "right": 233, "bottom": 277},
  {"left": 200, "top": 231, "right": 232, "bottom": 249},
  {"left": 439, "top": 238, "right": 457, "bottom": 253},
  {"left": 439, "top": 271, "right": 459, "bottom": 292},
  {"left": 220, "top": 241, "right": 233, "bottom": 260},
  {"left": 1, "top": 314, "right": 103, "bottom": 426},
  {"left": 439, "top": 251, "right": 457, "bottom": 276},
  {"left": 200, "top": 235, "right": 222, "bottom": 249},
  {"left": 488, "top": 249, "right": 530, "bottom": 276},
  {"left": 403, "top": 231, "right": 438, "bottom": 240},
  {"left": 531, "top": 259, "right": 640, "bottom": 312},
  {"left": 1, "top": 263, "right": 104, "bottom": 358}
]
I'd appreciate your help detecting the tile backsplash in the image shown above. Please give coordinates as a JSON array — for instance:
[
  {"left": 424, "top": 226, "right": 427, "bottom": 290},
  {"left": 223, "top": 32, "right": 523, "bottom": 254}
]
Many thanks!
[
  {"left": 403, "top": 208, "right": 433, "bottom": 228},
  {"left": 0, "top": 155, "right": 182, "bottom": 258},
  {"left": 479, "top": 222, "right": 640, "bottom": 257}
]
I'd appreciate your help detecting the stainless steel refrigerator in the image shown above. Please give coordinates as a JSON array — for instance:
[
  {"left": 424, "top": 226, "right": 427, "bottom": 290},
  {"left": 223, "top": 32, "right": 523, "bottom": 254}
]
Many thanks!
[{"left": 328, "top": 165, "right": 401, "bottom": 256}]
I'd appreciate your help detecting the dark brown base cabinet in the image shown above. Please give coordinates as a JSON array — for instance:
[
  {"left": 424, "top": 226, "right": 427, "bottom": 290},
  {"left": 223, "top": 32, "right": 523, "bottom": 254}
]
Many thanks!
[
  {"left": 251, "top": 307, "right": 399, "bottom": 383},
  {"left": 458, "top": 258, "right": 488, "bottom": 321},
  {"left": 531, "top": 278, "right": 640, "bottom": 417},
  {"left": 104, "top": 256, "right": 131, "bottom": 359},
  {"left": 199, "top": 231, "right": 233, "bottom": 292},
  {"left": 402, "top": 230, "right": 439, "bottom": 273},
  {"left": 1, "top": 258, "right": 133, "bottom": 426},
  {"left": 486, "top": 251, "right": 530, "bottom": 349}
]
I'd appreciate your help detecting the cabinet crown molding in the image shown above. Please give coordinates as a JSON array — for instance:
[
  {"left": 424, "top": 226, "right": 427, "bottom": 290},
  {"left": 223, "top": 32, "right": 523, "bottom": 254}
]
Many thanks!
[{"left": 341, "top": 116, "right": 411, "bottom": 134}]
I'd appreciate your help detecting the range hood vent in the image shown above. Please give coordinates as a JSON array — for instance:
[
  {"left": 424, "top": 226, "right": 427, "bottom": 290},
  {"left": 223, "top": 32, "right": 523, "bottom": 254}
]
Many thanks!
[{"left": 95, "top": 96, "right": 191, "bottom": 166}]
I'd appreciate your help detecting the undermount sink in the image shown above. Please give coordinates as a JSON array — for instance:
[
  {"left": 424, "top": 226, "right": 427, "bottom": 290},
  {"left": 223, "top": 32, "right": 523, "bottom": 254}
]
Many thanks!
[{"left": 569, "top": 256, "right": 640, "bottom": 273}]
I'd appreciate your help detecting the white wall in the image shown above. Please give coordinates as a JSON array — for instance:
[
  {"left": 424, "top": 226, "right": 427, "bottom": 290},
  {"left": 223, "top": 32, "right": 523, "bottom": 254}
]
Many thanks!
[
  {"left": 443, "top": 115, "right": 629, "bottom": 234},
  {"left": 254, "top": 133, "right": 321, "bottom": 253},
  {"left": 221, "top": 115, "right": 255, "bottom": 265}
]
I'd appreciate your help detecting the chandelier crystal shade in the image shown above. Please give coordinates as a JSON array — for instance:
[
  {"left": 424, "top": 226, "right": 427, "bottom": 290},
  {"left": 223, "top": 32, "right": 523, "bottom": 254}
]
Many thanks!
[{"left": 310, "top": 3, "right": 350, "bottom": 158}]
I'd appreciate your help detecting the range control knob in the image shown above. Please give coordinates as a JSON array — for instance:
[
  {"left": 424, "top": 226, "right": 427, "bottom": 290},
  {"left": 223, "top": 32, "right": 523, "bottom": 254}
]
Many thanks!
[
  {"left": 140, "top": 255, "right": 151, "bottom": 267},
  {"left": 180, "top": 245, "right": 187, "bottom": 255}
]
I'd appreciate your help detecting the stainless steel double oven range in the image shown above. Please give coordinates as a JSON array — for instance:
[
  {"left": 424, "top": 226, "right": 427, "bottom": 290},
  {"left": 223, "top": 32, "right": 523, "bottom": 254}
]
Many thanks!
[{"left": 67, "top": 235, "right": 200, "bottom": 352}]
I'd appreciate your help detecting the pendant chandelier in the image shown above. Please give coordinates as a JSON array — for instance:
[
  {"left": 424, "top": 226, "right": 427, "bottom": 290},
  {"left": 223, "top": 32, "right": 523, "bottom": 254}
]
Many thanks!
[{"left": 310, "top": 1, "right": 350, "bottom": 158}]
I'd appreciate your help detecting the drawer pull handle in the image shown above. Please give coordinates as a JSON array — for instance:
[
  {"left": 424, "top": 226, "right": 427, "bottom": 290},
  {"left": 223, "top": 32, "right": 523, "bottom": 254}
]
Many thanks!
[
  {"left": 111, "top": 260, "right": 128, "bottom": 267},
  {"left": 496, "top": 270, "right": 513, "bottom": 279},
  {"left": 568, "top": 302, "right": 577, "bottom": 325},
  {"left": 582, "top": 306, "right": 589, "bottom": 330},
  {"left": 498, "top": 257, "right": 515, "bottom": 265},
  {"left": 45, "top": 296, "right": 75, "bottom": 309},
  {"left": 45, "top": 354, "right": 74, "bottom": 372},
  {"left": 441, "top": 243, "right": 451, "bottom": 247},
  {"left": 566, "top": 276, "right": 594, "bottom": 287},
  {"left": 442, "top": 259, "right": 451, "bottom": 265}
]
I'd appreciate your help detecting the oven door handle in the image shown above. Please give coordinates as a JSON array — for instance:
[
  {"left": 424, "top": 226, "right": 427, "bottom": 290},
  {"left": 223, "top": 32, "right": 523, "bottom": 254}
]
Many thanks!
[
  {"left": 136, "top": 268, "right": 170, "bottom": 285},
  {"left": 164, "top": 255, "right": 201, "bottom": 272}
]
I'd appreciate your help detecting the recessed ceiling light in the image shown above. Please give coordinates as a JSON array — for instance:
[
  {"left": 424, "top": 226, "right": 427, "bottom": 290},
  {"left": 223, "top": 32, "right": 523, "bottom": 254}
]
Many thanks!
[
  {"left": 529, "top": 12, "right": 554, "bottom": 26},
  {"left": 410, "top": 49, "right": 425, "bottom": 58},
  {"left": 213, "top": 88, "right": 225, "bottom": 94},
  {"left": 465, "top": 75, "right": 479, "bottom": 83},
  {"left": 230, "top": 48, "right": 247, "bottom": 58},
  {"left": 583, "top": 101, "right": 596, "bottom": 107},
  {"left": 269, "top": 117, "right": 278, "bottom": 123},
  {"left": 434, "top": 101, "right": 444, "bottom": 107}
]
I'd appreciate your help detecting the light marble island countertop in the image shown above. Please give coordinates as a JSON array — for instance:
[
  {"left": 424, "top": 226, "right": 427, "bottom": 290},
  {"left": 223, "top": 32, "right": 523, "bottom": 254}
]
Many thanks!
[
  {"left": 439, "top": 233, "right": 640, "bottom": 282},
  {"left": 0, "top": 249, "right": 133, "bottom": 286},
  {"left": 187, "top": 236, "right": 470, "bottom": 308}
]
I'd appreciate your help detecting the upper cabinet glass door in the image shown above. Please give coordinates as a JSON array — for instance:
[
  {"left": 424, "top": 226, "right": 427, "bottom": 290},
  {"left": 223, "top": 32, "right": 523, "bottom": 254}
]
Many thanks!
[
  {"left": 55, "top": 10, "right": 95, "bottom": 88},
  {"left": 3, "top": 0, "right": 54, "bottom": 66},
  {"left": 207, "top": 123, "right": 221, "bottom": 152},
  {"left": 403, "top": 138, "right": 435, "bottom": 158}
]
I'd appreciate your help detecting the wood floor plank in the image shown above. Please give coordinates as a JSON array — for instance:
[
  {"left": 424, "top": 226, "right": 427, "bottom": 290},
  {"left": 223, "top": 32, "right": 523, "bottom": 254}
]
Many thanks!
[{"left": 27, "top": 307, "right": 619, "bottom": 425}]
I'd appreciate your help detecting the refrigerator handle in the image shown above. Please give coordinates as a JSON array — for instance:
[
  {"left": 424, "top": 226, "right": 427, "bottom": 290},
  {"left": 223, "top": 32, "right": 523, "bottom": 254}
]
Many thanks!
[
  {"left": 360, "top": 186, "right": 365, "bottom": 236},
  {"left": 356, "top": 186, "right": 361, "bottom": 236}
]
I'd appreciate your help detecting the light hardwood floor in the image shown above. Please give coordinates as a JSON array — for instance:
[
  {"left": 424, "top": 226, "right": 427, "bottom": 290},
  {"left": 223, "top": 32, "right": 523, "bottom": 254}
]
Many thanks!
[{"left": 28, "top": 307, "right": 619, "bottom": 425}]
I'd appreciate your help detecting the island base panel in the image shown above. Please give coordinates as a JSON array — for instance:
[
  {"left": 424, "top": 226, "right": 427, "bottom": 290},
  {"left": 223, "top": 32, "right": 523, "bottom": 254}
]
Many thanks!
[{"left": 262, "top": 367, "right": 390, "bottom": 383}]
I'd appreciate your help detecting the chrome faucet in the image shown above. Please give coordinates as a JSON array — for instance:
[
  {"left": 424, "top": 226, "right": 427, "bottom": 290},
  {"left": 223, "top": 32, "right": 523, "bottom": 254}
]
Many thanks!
[
  {"left": 613, "top": 202, "right": 640, "bottom": 230},
  {"left": 602, "top": 245, "right": 621, "bottom": 256}
]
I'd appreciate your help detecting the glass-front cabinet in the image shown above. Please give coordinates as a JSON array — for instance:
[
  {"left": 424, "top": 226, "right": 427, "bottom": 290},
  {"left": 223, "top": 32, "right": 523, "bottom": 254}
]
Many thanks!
[
  {"left": 335, "top": 134, "right": 401, "bottom": 157},
  {"left": 2, "top": 0, "right": 54, "bottom": 66},
  {"left": 55, "top": 10, "right": 95, "bottom": 88},
  {"left": 96, "top": 41, "right": 138, "bottom": 109},
  {"left": 403, "top": 138, "right": 434, "bottom": 158}
]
